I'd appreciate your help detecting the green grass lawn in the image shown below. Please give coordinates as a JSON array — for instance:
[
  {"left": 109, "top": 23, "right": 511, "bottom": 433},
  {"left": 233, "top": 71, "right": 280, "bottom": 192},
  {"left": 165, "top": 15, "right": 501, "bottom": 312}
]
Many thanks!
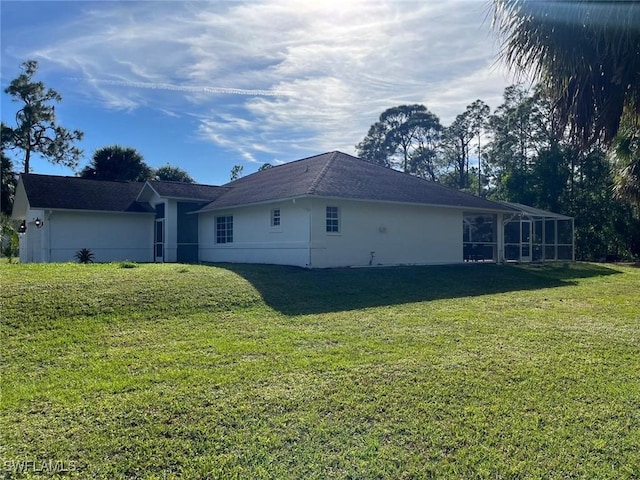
[{"left": 1, "top": 262, "right": 639, "bottom": 479}]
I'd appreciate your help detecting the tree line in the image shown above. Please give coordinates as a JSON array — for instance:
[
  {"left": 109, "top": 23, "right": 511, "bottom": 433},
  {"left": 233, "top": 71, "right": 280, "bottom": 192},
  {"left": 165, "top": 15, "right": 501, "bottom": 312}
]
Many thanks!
[{"left": 356, "top": 101, "right": 488, "bottom": 191}]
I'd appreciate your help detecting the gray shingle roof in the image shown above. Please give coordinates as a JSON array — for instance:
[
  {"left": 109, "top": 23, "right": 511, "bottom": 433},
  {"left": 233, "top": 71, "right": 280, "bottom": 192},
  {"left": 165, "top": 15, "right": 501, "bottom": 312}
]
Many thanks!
[
  {"left": 147, "top": 181, "right": 228, "bottom": 201},
  {"left": 21, "top": 152, "right": 519, "bottom": 216},
  {"left": 198, "top": 152, "right": 333, "bottom": 211},
  {"left": 199, "top": 151, "right": 515, "bottom": 212},
  {"left": 21, "top": 174, "right": 153, "bottom": 213}
]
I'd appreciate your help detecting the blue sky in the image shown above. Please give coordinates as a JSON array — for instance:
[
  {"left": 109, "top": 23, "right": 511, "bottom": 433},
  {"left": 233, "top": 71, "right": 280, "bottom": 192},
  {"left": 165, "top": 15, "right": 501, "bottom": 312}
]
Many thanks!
[{"left": 1, "top": 0, "right": 513, "bottom": 186}]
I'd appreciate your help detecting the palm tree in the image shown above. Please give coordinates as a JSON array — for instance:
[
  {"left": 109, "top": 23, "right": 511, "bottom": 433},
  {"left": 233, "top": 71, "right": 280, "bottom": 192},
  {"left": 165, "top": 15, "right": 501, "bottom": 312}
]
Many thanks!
[
  {"left": 154, "top": 164, "right": 195, "bottom": 183},
  {"left": 611, "top": 119, "right": 640, "bottom": 206},
  {"left": 80, "top": 145, "right": 152, "bottom": 182},
  {"left": 492, "top": 0, "right": 640, "bottom": 147}
]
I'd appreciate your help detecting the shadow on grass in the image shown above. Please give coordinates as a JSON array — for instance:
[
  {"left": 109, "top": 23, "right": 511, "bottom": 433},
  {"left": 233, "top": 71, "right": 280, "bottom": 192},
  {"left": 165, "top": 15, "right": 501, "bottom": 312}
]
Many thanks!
[{"left": 216, "top": 262, "right": 620, "bottom": 315}]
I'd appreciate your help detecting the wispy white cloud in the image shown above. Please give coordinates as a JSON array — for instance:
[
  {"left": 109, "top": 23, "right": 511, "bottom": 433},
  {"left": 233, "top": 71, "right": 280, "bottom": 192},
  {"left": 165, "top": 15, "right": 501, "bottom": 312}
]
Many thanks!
[
  {"left": 72, "top": 78, "right": 294, "bottom": 97},
  {"left": 4, "top": 0, "right": 513, "bottom": 165}
]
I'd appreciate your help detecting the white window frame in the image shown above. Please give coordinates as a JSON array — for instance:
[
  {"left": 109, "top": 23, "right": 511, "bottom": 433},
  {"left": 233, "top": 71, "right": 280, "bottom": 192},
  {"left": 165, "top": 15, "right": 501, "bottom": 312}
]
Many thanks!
[
  {"left": 216, "top": 215, "right": 233, "bottom": 244},
  {"left": 271, "top": 208, "right": 281, "bottom": 228},
  {"left": 326, "top": 206, "right": 340, "bottom": 234}
]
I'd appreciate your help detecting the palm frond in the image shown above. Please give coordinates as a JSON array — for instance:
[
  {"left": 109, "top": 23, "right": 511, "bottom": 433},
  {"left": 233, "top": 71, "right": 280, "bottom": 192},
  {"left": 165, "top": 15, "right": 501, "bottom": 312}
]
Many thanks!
[{"left": 492, "top": 0, "right": 640, "bottom": 147}]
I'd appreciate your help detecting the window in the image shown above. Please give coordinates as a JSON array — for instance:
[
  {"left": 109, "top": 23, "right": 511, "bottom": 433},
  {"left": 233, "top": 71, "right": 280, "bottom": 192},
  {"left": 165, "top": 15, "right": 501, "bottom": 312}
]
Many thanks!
[
  {"left": 271, "top": 208, "right": 281, "bottom": 227},
  {"left": 216, "top": 216, "right": 233, "bottom": 243},
  {"left": 326, "top": 206, "right": 340, "bottom": 233}
]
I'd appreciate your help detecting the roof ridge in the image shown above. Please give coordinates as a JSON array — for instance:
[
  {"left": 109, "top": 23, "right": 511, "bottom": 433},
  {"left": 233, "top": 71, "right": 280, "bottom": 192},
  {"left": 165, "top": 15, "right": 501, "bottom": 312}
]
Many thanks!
[
  {"left": 220, "top": 151, "right": 341, "bottom": 187},
  {"left": 308, "top": 151, "right": 339, "bottom": 194},
  {"left": 149, "top": 179, "right": 227, "bottom": 188}
]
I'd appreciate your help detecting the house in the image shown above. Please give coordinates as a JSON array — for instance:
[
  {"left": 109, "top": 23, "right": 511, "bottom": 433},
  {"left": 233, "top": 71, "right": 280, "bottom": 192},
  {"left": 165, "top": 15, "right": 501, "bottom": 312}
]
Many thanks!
[
  {"left": 11, "top": 151, "right": 574, "bottom": 266},
  {"left": 11, "top": 173, "right": 225, "bottom": 263}
]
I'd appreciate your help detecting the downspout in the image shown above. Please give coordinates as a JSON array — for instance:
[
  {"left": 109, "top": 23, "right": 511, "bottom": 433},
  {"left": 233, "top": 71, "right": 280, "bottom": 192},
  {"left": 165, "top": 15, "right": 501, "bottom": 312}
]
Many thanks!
[
  {"left": 46, "top": 210, "right": 52, "bottom": 262},
  {"left": 497, "top": 213, "right": 504, "bottom": 264},
  {"left": 307, "top": 198, "right": 313, "bottom": 268},
  {"left": 572, "top": 217, "right": 575, "bottom": 262},
  {"left": 499, "top": 215, "right": 506, "bottom": 264}
]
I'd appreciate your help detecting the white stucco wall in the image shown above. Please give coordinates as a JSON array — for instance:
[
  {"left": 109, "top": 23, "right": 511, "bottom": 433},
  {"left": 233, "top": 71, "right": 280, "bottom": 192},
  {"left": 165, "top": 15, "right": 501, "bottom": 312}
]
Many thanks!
[
  {"left": 22, "top": 210, "right": 154, "bottom": 263},
  {"left": 198, "top": 197, "right": 465, "bottom": 268},
  {"left": 19, "top": 210, "right": 46, "bottom": 263},
  {"left": 308, "top": 198, "right": 464, "bottom": 268},
  {"left": 198, "top": 199, "right": 311, "bottom": 267}
]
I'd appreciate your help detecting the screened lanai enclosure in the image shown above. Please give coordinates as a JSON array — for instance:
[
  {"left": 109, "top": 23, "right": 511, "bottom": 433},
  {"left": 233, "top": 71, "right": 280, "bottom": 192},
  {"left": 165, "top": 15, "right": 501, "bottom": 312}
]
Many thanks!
[
  {"left": 502, "top": 203, "right": 574, "bottom": 262},
  {"left": 463, "top": 203, "right": 574, "bottom": 263}
]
